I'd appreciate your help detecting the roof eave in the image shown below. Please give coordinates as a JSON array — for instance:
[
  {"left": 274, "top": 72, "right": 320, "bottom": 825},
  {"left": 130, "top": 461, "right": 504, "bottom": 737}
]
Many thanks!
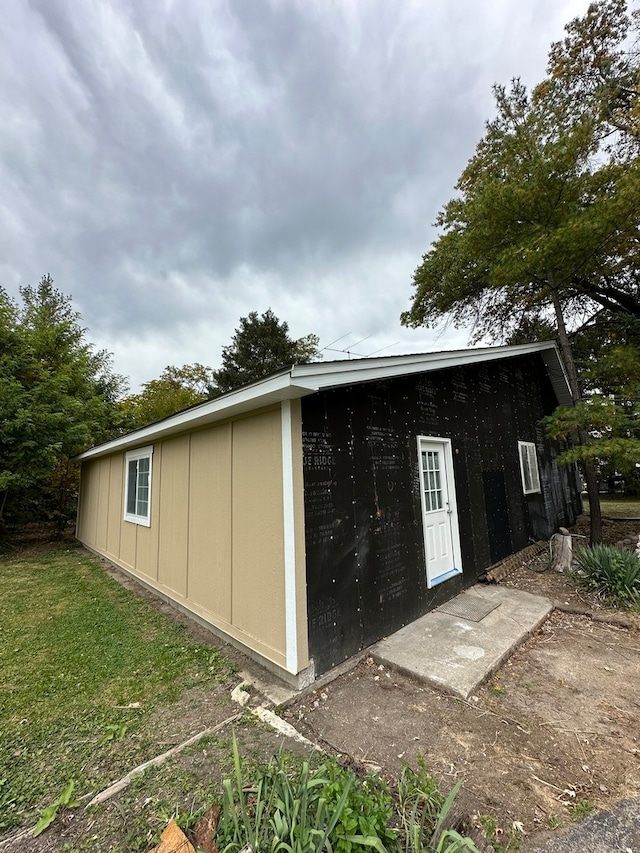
[
  {"left": 291, "top": 340, "right": 568, "bottom": 394},
  {"left": 76, "top": 370, "right": 317, "bottom": 460},
  {"left": 76, "top": 341, "right": 572, "bottom": 461}
]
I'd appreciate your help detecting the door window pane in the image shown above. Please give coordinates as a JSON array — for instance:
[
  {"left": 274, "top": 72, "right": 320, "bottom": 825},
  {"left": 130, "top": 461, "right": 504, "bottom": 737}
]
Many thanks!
[{"left": 422, "top": 449, "right": 443, "bottom": 511}]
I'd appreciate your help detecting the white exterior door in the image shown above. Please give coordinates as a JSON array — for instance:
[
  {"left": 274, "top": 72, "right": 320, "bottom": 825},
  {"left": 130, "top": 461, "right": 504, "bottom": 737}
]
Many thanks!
[{"left": 418, "top": 437, "right": 462, "bottom": 588}]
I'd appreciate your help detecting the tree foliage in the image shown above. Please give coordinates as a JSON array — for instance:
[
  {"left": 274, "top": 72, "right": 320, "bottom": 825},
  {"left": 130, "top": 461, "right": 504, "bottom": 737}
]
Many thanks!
[
  {"left": 545, "top": 332, "right": 640, "bottom": 486},
  {"left": 119, "top": 311, "right": 320, "bottom": 430},
  {"left": 403, "top": 0, "right": 639, "bottom": 340},
  {"left": 545, "top": 0, "right": 640, "bottom": 150},
  {"left": 402, "top": 81, "right": 639, "bottom": 341},
  {"left": 120, "top": 363, "right": 216, "bottom": 430},
  {"left": 401, "top": 0, "right": 640, "bottom": 540},
  {"left": 0, "top": 276, "right": 126, "bottom": 531},
  {"left": 212, "top": 309, "right": 320, "bottom": 394}
]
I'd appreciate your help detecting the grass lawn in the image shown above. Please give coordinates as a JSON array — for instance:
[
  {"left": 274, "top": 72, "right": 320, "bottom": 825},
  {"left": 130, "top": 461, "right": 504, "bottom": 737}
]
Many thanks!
[
  {"left": 586, "top": 495, "right": 640, "bottom": 518},
  {"left": 0, "top": 546, "right": 234, "bottom": 835}
]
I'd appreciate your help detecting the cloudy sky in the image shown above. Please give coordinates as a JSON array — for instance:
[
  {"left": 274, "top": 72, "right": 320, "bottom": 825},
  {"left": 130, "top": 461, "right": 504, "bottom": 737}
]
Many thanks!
[{"left": 1, "top": 0, "right": 590, "bottom": 392}]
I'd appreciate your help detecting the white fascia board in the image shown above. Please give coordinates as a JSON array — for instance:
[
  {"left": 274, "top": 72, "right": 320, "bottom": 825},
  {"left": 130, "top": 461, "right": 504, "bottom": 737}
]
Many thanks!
[
  {"left": 77, "top": 341, "right": 570, "bottom": 461},
  {"left": 280, "top": 400, "right": 298, "bottom": 674},
  {"left": 291, "top": 341, "right": 563, "bottom": 392},
  {"left": 76, "top": 371, "right": 317, "bottom": 460}
]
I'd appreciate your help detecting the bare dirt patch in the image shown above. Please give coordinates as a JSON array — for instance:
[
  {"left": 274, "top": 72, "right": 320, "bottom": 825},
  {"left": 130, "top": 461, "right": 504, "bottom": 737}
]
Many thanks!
[
  {"left": 284, "top": 610, "right": 640, "bottom": 850},
  {"left": 284, "top": 517, "right": 640, "bottom": 851},
  {"left": 499, "top": 515, "right": 640, "bottom": 623}
]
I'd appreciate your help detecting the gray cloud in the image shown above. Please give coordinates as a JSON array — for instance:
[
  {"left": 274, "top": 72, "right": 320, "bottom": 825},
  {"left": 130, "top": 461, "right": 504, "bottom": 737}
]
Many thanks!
[{"left": 1, "top": 0, "right": 590, "bottom": 389}]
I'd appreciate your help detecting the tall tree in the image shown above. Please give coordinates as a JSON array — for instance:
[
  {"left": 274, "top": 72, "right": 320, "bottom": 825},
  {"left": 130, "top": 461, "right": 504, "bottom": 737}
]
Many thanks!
[
  {"left": 545, "top": 0, "right": 640, "bottom": 149},
  {"left": 120, "top": 363, "right": 216, "bottom": 430},
  {"left": 212, "top": 309, "right": 319, "bottom": 394},
  {"left": 402, "top": 1, "right": 640, "bottom": 543},
  {"left": 0, "top": 275, "right": 126, "bottom": 532}
]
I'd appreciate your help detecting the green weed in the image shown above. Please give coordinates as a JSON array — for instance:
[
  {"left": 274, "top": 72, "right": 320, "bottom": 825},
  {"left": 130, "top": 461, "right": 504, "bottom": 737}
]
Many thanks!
[
  {"left": 398, "top": 758, "right": 480, "bottom": 853},
  {"left": 99, "top": 723, "right": 129, "bottom": 745},
  {"left": 214, "top": 741, "right": 482, "bottom": 853},
  {"left": 478, "top": 815, "right": 523, "bottom": 853},
  {"left": 215, "top": 732, "right": 388, "bottom": 853},
  {"left": 397, "top": 756, "right": 444, "bottom": 835},
  {"left": 33, "top": 780, "right": 80, "bottom": 837},
  {"left": 568, "top": 799, "right": 594, "bottom": 821},
  {"left": 323, "top": 759, "right": 397, "bottom": 853}
]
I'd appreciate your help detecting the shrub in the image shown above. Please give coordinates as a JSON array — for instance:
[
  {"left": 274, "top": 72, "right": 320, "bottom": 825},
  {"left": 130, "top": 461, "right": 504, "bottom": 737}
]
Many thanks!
[{"left": 573, "top": 544, "right": 640, "bottom": 606}]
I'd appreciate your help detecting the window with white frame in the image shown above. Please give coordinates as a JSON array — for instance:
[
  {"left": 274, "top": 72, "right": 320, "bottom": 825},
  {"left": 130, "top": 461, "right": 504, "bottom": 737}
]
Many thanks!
[
  {"left": 518, "top": 441, "right": 541, "bottom": 494},
  {"left": 124, "top": 446, "right": 153, "bottom": 525}
]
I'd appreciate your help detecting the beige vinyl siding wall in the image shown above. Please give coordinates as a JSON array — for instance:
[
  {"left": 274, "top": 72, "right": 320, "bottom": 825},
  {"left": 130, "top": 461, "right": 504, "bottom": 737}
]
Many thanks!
[{"left": 77, "top": 403, "right": 309, "bottom": 676}]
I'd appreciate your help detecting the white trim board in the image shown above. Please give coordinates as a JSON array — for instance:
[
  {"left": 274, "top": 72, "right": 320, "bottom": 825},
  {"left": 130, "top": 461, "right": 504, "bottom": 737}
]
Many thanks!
[
  {"left": 77, "top": 342, "right": 570, "bottom": 460},
  {"left": 281, "top": 400, "right": 299, "bottom": 674}
]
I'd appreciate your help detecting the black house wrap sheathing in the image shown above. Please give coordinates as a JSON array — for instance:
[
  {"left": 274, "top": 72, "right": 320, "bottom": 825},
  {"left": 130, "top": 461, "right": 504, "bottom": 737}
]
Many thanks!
[{"left": 302, "top": 352, "right": 581, "bottom": 676}]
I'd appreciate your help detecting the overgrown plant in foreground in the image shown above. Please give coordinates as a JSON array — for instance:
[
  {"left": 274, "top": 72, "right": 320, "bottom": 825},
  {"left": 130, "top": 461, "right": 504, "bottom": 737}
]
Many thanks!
[
  {"left": 215, "top": 735, "right": 480, "bottom": 853},
  {"left": 323, "top": 758, "right": 397, "bottom": 853},
  {"left": 573, "top": 544, "right": 640, "bottom": 607},
  {"left": 215, "top": 735, "right": 385, "bottom": 853},
  {"left": 398, "top": 760, "right": 480, "bottom": 853}
]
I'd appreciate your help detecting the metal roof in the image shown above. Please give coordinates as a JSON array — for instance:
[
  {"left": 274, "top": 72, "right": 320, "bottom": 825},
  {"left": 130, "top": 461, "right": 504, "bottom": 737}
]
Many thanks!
[{"left": 76, "top": 341, "right": 571, "bottom": 460}]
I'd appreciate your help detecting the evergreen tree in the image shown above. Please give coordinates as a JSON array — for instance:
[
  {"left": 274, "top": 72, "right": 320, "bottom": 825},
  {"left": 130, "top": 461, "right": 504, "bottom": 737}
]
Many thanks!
[
  {"left": 0, "top": 275, "right": 126, "bottom": 532},
  {"left": 212, "top": 309, "right": 319, "bottom": 394}
]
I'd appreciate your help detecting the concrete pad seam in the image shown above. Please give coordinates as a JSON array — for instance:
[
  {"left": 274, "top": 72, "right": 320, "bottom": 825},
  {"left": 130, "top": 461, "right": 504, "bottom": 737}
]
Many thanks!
[{"left": 496, "top": 604, "right": 553, "bottom": 633}]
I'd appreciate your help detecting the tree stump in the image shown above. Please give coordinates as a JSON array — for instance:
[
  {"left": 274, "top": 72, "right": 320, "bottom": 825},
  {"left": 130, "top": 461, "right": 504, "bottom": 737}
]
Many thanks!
[{"left": 550, "top": 527, "right": 573, "bottom": 573}]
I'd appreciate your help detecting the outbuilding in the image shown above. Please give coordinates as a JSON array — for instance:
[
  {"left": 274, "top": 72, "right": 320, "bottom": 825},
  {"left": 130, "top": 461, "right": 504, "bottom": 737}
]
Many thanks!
[{"left": 76, "top": 341, "right": 581, "bottom": 686}]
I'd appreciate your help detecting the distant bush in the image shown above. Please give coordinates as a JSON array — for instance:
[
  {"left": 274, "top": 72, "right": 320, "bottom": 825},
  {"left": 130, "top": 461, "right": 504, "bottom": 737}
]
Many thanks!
[{"left": 574, "top": 544, "right": 640, "bottom": 606}]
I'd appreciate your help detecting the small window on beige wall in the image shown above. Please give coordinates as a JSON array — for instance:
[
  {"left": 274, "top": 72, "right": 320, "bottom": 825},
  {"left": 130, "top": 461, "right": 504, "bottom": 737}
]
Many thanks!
[{"left": 124, "top": 446, "right": 153, "bottom": 525}]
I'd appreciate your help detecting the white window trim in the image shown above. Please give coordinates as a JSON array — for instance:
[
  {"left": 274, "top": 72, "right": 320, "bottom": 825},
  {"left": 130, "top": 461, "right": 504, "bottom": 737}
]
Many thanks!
[
  {"left": 124, "top": 445, "right": 153, "bottom": 526},
  {"left": 518, "top": 441, "right": 541, "bottom": 495}
]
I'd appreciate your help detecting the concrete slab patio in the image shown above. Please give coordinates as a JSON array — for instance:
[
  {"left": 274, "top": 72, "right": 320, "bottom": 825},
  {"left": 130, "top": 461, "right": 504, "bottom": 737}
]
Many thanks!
[{"left": 371, "top": 584, "right": 553, "bottom": 699}]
